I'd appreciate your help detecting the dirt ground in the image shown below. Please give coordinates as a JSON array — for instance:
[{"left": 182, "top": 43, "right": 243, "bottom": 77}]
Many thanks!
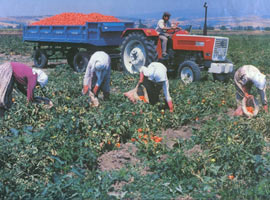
[{"left": 98, "top": 143, "right": 140, "bottom": 172}]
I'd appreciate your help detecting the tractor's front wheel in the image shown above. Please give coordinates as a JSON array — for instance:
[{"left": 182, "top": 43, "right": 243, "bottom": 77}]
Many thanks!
[
  {"left": 120, "top": 32, "right": 158, "bottom": 74},
  {"left": 178, "top": 61, "right": 201, "bottom": 84}
]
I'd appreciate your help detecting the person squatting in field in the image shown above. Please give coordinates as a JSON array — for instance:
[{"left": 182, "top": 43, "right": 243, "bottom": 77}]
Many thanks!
[
  {"left": 0, "top": 62, "right": 52, "bottom": 117},
  {"left": 124, "top": 62, "right": 173, "bottom": 112},
  {"left": 82, "top": 51, "right": 111, "bottom": 107},
  {"left": 233, "top": 65, "right": 268, "bottom": 116}
]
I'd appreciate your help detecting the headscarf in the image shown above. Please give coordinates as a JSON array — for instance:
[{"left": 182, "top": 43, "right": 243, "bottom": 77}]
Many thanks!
[
  {"left": 253, "top": 73, "right": 266, "bottom": 90},
  {"left": 140, "top": 62, "right": 168, "bottom": 82},
  {"left": 32, "top": 68, "right": 48, "bottom": 88}
]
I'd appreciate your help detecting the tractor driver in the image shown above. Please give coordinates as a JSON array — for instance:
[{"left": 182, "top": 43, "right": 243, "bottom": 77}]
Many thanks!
[{"left": 156, "top": 12, "right": 176, "bottom": 58}]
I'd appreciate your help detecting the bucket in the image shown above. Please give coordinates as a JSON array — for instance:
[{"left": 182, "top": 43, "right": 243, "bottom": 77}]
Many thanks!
[{"left": 242, "top": 96, "right": 259, "bottom": 118}]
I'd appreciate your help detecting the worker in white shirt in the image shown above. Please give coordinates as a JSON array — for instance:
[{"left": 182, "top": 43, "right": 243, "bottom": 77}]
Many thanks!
[
  {"left": 82, "top": 51, "right": 111, "bottom": 106},
  {"left": 234, "top": 65, "right": 268, "bottom": 116},
  {"left": 138, "top": 62, "right": 173, "bottom": 112}
]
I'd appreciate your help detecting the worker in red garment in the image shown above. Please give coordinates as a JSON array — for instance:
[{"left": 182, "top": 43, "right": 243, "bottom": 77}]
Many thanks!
[
  {"left": 82, "top": 51, "right": 111, "bottom": 106},
  {"left": 0, "top": 62, "right": 51, "bottom": 117},
  {"left": 233, "top": 65, "right": 268, "bottom": 116},
  {"left": 138, "top": 62, "right": 173, "bottom": 112}
]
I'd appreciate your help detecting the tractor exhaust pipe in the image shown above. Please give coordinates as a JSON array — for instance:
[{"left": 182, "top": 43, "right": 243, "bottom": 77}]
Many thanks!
[{"left": 203, "top": 2, "right": 208, "bottom": 35}]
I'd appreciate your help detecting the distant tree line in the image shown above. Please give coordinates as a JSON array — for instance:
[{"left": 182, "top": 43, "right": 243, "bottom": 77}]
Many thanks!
[
  {"left": 199, "top": 25, "right": 270, "bottom": 31},
  {"left": 0, "top": 24, "right": 23, "bottom": 29}
]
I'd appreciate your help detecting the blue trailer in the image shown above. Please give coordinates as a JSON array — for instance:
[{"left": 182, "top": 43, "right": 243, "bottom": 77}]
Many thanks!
[{"left": 23, "top": 22, "right": 134, "bottom": 72}]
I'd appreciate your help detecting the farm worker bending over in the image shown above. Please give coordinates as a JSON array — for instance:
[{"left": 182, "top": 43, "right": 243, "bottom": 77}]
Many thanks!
[
  {"left": 156, "top": 12, "right": 177, "bottom": 58},
  {"left": 234, "top": 65, "right": 268, "bottom": 116},
  {"left": 0, "top": 62, "right": 52, "bottom": 117},
  {"left": 82, "top": 51, "right": 111, "bottom": 106},
  {"left": 125, "top": 62, "right": 173, "bottom": 112}
]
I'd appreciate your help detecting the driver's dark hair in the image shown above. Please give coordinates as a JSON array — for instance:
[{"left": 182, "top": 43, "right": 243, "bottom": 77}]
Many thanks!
[{"left": 162, "top": 12, "right": 171, "bottom": 19}]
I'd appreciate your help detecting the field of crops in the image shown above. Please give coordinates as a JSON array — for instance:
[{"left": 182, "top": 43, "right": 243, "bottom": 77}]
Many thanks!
[{"left": 0, "top": 33, "right": 270, "bottom": 199}]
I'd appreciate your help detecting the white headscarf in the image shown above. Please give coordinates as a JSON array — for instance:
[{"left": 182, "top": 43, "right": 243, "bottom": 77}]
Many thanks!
[
  {"left": 253, "top": 73, "right": 266, "bottom": 90},
  {"left": 140, "top": 62, "right": 168, "bottom": 82},
  {"left": 243, "top": 65, "right": 266, "bottom": 90},
  {"left": 32, "top": 68, "right": 48, "bottom": 88}
]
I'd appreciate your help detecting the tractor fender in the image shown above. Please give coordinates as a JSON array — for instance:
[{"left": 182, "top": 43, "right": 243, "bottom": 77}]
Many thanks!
[{"left": 121, "top": 28, "right": 159, "bottom": 38}]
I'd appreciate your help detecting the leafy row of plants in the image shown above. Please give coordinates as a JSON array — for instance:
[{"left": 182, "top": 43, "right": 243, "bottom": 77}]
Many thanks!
[{"left": 0, "top": 34, "right": 270, "bottom": 199}]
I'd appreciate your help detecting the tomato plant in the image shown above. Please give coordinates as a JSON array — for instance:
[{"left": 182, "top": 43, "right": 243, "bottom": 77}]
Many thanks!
[{"left": 0, "top": 33, "right": 270, "bottom": 199}]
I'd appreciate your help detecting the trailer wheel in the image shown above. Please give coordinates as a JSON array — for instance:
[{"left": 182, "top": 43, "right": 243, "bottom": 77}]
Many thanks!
[
  {"left": 66, "top": 48, "right": 78, "bottom": 67},
  {"left": 33, "top": 49, "right": 48, "bottom": 68},
  {"left": 73, "top": 52, "right": 90, "bottom": 72},
  {"left": 178, "top": 61, "right": 201, "bottom": 84},
  {"left": 120, "top": 32, "right": 158, "bottom": 74}
]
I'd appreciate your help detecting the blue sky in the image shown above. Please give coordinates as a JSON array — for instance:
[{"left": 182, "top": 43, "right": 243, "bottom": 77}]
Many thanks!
[{"left": 1, "top": 0, "right": 270, "bottom": 18}]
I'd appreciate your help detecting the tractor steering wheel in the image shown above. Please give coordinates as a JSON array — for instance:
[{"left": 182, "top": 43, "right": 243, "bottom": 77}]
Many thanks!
[{"left": 166, "top": 27, "right": 181, "bottom": 34}]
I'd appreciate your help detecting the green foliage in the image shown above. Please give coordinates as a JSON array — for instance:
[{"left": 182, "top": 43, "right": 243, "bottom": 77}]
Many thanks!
[
  {"left": 0, "top": 35, "right": 33, "bottom": 56},
  {"left": 228, "top": 35, "right": 270, "bottom": 73},
  {"left": 0, "top": 33, "right": 270, "bottom": 199}
]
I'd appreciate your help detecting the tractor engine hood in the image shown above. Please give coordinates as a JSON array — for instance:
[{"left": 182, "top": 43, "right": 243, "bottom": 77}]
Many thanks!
[{"left": 172, "top": 34, "right": 229, "bottom": 61}]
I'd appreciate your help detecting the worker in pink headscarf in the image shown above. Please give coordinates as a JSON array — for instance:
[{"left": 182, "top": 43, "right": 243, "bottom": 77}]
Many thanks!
[{"left": 0, "top": 62, "right": 52, "bottom": 117}]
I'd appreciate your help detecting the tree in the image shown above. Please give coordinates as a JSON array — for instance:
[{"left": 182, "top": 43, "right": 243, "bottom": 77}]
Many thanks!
[{"left": 220, "top": 26, "right": 227, "bottom": 30}]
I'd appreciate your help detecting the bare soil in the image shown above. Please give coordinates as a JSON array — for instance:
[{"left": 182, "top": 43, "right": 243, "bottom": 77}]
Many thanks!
[
  {"left": 161, "top": 127, "right": 193, "bottom": 149},
  {"left": 98, "top": 143, "right": 141, "bottom": 172}
]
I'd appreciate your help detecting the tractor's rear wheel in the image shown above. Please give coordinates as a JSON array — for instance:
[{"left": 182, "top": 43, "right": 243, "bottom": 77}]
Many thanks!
[
  {"left": 178, "top": 61, "right": 201, "bottom": 84},
  {"left": 120, "top": 32, "right": 158, "bottom": 74}
]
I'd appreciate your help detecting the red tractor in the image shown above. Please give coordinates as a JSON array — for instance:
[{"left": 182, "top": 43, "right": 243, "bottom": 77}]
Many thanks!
[{"left": 120, "top": 27, "right": 234, "bottom": 84}]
